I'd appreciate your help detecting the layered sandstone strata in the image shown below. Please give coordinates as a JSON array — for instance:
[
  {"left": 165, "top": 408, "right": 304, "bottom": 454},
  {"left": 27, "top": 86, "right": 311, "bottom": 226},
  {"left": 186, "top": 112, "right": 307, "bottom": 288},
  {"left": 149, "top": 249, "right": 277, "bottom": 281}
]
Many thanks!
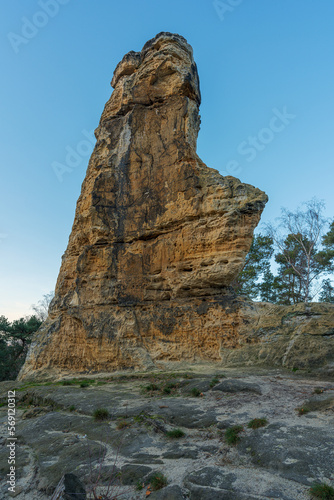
[{"left": 19, "top": 32, "right": 272, "bottom": 380}]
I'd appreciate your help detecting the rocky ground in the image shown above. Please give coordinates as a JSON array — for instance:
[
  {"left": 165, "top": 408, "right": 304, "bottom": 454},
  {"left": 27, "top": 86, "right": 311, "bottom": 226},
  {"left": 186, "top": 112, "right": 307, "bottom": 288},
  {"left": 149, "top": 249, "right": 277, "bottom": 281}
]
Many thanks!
[{"left": 1, "top": 367, "right": 334, "bottom": 499}]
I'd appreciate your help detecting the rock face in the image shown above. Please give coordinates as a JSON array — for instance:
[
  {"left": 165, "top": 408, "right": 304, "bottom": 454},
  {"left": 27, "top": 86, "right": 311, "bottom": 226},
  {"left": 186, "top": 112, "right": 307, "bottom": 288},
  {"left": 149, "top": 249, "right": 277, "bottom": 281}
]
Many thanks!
[
  {"left": 18, "top": 33, "right": 334, "bottom": 381},
  {"left": 19, "top": 32, "right": 269, "bottom": 380},
  {"left": 221, "top": 301, "right": 334, "bottom": 373}
]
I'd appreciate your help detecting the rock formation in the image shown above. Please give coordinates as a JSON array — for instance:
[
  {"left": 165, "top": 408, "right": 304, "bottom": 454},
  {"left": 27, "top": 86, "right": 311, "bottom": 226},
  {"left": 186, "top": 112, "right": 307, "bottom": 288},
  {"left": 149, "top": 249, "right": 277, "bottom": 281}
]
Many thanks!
[{"left": 19, "top": 33, "right": 333, "bottom": 381}]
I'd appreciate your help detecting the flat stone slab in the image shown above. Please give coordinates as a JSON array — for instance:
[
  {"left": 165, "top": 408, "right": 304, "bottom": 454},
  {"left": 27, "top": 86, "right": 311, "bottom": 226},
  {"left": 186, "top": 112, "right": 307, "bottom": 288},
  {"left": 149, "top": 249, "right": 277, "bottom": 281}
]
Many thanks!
[
  {"left": 149, "top": 485, "right": 184, "bottom": 499},
  {"left": 238, "top": 423, "right": 334, "bottom": 485},
  {"left": 184, "top": 466, "right": 309, "bottom": 499},
  {"left": 212, "top": 379, "right": 262, "bottom": 394}
]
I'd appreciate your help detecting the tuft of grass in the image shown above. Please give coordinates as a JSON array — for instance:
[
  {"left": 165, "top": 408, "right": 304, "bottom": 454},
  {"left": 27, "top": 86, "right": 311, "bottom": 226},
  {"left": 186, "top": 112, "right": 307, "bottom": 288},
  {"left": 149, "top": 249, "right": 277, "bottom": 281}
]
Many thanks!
[
  {"left": 292, "top": 367, "right": 299, "bottom": 372},
  {"left": 313, "top": 388, "right": 324, "bottom": 395},
  {"left": 62, "top": 380, "right": 73, "bottom": 386},
  {"left": 145, "top": 383, "right": 160, "bottom": 392},
  {"left": 162, "top": 382, "right": 177, "bottom": 395},
  {"left": 93, "top": 408, "right": 110, "bottom": 421},
  {"left": 80, "top": 381, "right": 90, "bottom": 388},
  {"left": 133, "top": 413, "right": 145, "bottom": 424},
  {"left": 69, "top": 405, "right": 76, "bottom": 412},
  {"left": 190, "top": 387, "right": 201, "bottom": 397},
  {"left": 310, "top": 482, "right": 334, "bottom": 499},
  {"left": 150, "top": 472, "right": 168, "bottom": 491},
  {"left": 135, "top": 481, "right": 144, "bottom": 491},
  {"left": 225, "top": 425, "right": 244, "bottom": 445},
  {"left": 210, "top": 377, "right": 220, "bottom": 388},
  {"left": 165, "top": 428, "right": 185, "bottom": 439},
  {"left": 116, "top": 419, "right": 130, "bottom": 430},
  {"left": 247, "top": 418, "right": 268, "bottom": 429},
  {"left": 297, "top": 406, "right": 311, "bottom": 416}
]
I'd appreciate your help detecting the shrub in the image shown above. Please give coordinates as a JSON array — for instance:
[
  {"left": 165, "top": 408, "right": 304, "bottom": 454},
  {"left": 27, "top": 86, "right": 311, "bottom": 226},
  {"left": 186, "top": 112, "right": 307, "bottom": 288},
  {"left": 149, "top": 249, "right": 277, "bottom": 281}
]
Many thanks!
[
  {"left": 80, "top": 381, "right": 90, "bottom": 388},
  {"left": 310, "top": 483, "right": 334, "bottom": 499},
  {"left": 210, "top": 377, "right": 219, "bottom": 388},
  {"left": 93, "top": 408, "right": 110, "bottom": 421},
  {"left": 313, "top": 388, "right": 324, "bottom": 394},
  {"left": 69, "top": 405, "right": 76, "bottom": 412},
  {"left": 297, "top": 406, "right": 310, "bottom": 416},
  {"left": 190, "top": 387, "right": 201, "bottom": 397},
  {"left": 163, "top": 382, "right": 177, "bottom": 394},
  {"left": 247, "top": 418, "right": 268, "bottom": 429},
  {"left": 136, "top": 481, "right": 144, "bottom": 491},
  {"left": 150, "top": 472, "right": 168, "bottom": 491},
  {"left": 133, "top": 414, "right": 145, "bottom": 424},
  {"left": 225, "top": 425, "right": 244, "bottom": 445},
  {"left": 116, "top": 419, "right": 129, "bottom": 430},
  {"left": 145, "top": 383, "right": 160, "bottom": 392},
  {"left": 166, "top": 428, "right": 185, "bottom": 439}
]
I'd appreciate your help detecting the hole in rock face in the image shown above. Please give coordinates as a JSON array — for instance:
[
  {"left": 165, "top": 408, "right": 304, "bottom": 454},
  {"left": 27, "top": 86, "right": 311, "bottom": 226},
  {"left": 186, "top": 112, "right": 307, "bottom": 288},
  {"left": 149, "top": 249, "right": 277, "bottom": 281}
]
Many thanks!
[
  {"left": 151, "top": 269, "right": 162, "bottom": 275},
  {"left": 94, "top": 239, "right": 108, "bottom": 247},
  {"left": 200, "top": 259, "right": 214, "bottom": 267}
]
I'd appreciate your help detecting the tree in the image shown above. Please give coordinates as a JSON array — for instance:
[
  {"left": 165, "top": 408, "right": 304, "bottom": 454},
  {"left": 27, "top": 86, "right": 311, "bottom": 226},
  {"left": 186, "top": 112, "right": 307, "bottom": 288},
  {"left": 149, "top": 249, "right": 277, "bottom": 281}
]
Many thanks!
[
  {"left": 322, "top": 220, "right": 334, "bottom": 248},
  {"left": 258, "top": 268, "right": 281, "bottom": 303},
  {"left": 266, "top": 199, "right": 331, "bottom": 304},
  {"left": 0, "top": 315, "right": 42, "bottom": 381},
  {"left": 274, "top": 234, "right": 313, "bottom": 304},
  {"left": 233, "top": 234, "right": 274, "bottom": 300},
  {"left": 32, "top": 291, "right": 54, "bottom": 322},
  {"left": 319, "top": 279, "right": 334, "bottom": 303},
  {"left": 320, "top": 220, "right": 334, "bottom": 270}
]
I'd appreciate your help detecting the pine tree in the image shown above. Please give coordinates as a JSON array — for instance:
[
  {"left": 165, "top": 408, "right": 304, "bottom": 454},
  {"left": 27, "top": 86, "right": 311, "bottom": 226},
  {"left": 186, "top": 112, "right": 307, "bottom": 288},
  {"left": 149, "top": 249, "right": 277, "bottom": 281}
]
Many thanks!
[
  {"left": 319, "top": 279, "right": 334, "bottom": 303},
  {"left": 234, "top": 234, "right": 274, "bottom": 300},
  {"left": 0, "top": 315, "right": 42, "bottom": 381}
]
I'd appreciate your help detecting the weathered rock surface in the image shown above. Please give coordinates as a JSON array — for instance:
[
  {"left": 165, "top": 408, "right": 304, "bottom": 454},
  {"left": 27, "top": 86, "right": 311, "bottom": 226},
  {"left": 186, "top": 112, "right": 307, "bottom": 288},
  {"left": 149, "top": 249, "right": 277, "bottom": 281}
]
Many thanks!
[
  {"left": 19, "top": 32, "right": 268, "bottom": 380},
  {"left": 18, "top": 32, "right": 334, "bottom": 381},
  {"left": 1, "top": 370, "right": 334, "bottom": 499},
  {"left": 220, "top": 301, "right": 334, "bottom": 374}
]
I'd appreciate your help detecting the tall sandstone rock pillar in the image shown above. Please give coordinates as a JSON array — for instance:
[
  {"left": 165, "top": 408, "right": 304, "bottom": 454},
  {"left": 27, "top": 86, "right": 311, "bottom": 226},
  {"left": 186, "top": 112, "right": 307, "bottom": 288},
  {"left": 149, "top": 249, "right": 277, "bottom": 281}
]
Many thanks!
[{"left": 19, "top": 33, "right": 269, "bottom": 380}]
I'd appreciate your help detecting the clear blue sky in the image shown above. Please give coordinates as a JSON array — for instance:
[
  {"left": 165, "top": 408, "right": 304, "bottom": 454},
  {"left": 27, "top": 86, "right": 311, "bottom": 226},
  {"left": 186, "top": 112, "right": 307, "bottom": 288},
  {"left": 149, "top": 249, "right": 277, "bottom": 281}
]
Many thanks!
[{"left": 1, "top": 0, "right": 334, "bottom": 320}]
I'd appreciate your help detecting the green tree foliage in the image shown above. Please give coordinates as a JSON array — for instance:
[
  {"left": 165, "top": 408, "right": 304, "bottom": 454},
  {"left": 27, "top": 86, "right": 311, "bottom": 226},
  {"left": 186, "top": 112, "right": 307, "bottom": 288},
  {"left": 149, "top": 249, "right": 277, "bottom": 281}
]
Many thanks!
[
  {"left": 319, "top": 279, "right": 334, "bottom": 303},
  {"left": 266, "top": 200, "right": 332, "bottom": 304},
  {"left": 233, "top": 234, "right": 274, "bottom": 300},
  {"left": 0, "top": 315, "right": 42, "bottom": 381},
  {"left": 274, "top": 234, "right": 314, "bottom": 304},
  {"left": 258, "top": 268, "right": 281, "bottom": 303},
  {"left": 318, "top": 220, "right": 334, "bottom": 302},
  {"left": 322, "top": 220, "right": 334, "bottom": 248},
  {"left": 235, "top": 202, "right": 334, "bottom": 305}
]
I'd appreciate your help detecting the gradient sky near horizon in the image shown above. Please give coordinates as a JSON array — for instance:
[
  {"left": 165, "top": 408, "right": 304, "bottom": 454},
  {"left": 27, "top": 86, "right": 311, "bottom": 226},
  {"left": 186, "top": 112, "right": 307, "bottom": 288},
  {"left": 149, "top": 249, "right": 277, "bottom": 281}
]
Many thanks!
[{"left": 1, "top": 0, "right": 334, "bottom": 320}]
